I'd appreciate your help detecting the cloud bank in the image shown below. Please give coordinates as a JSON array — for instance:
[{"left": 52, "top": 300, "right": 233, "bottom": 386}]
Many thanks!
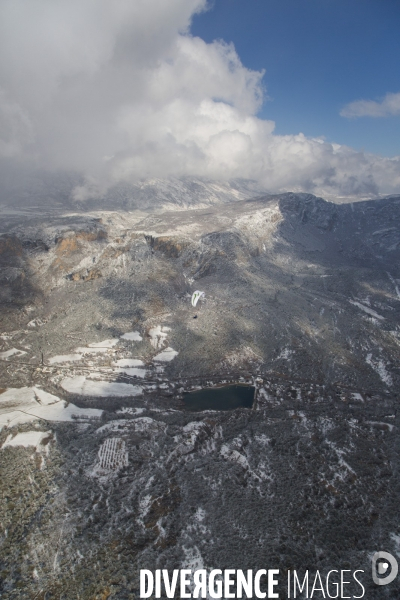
[
  {"left": 341, "top": 92, "right": 400, "bottom": 119},
  {"left": 0, "top": 0, "right": 399, "bottom": 200}
]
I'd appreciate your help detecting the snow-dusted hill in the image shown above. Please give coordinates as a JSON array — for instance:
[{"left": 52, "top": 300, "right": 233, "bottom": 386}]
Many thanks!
[{"left": 88, "top": 177, "right": 267, "bottom": 211}]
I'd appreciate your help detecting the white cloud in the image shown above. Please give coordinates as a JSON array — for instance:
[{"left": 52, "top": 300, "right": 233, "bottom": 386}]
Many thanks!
[
  {"left": 341, "top": 91, "right": 400, "bottom": 118},
  {"left": 0, "top": 90, "right": 34, "bottom": 157},
  {"left": 0, "top": 0, "right": 399, "bottom": 200}
]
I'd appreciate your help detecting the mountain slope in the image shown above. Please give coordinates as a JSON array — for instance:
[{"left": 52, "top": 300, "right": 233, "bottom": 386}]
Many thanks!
[{"left": 0, "top": 190, "right": 400, "bottom": 598}]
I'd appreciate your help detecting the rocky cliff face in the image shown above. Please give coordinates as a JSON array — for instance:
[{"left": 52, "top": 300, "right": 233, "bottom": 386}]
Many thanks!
[{"left": 0, "top": 189, "right": 400, "bottom": 598}]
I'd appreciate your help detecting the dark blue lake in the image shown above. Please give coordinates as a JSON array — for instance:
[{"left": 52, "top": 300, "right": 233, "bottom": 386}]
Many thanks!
[{"left": 182, "top": 384, "right": 255, "bottom": 411}]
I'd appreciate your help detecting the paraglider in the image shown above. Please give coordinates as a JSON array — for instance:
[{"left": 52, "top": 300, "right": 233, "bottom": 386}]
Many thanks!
[{"left": 191, "top": 290, "right": 205, "bottom": 307}]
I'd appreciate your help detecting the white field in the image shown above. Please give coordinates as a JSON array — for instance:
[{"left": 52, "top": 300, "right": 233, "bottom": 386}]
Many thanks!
[
  {"left": 2, "top": 430, "right": 52, "bottom": 450},
  {"left": 61, "top": 376, "right": 143, "bottom": 397},
  {"left": 75, "top": 346, "right": 112, "bottom": 354},
  {"left": 96, "top": 416, "right": 165, "bottom": 435},
  {"left": 97, "top": 437, "right": 128, "bottom": 470},
  {"left": 88, "top": 339, "right": 120, "bottom": 348},
  {"left": 0, "top": 387, "right": 103, "bottom": 430},
  {"left": 48, "top": 354, "right": 83, "bottom": 365}
]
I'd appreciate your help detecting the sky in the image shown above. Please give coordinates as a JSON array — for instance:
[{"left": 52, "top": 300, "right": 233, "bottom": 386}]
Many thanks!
[
  {"left": 0, "top": 0, "right": 399, "bottom": 201},
  {"left": 192, "top": 0, "right": 400, "bottom": 158}
]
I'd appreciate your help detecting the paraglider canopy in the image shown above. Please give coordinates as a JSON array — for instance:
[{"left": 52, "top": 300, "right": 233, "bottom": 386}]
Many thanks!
[{"left": 191, "top": 290, "right": 205, "bottom": 307}]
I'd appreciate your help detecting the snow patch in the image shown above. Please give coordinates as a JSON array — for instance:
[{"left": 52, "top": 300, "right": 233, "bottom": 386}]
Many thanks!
[
  {"left": 194, "top": 507, "right": 206, "bottom": 522},
  {"left": 181, "top": 544, "right": 205, "bottom": 572},
  {"left": 220, "top": 444, "right": 250, "bottom": 469},
  {"left": 277, "top": 347, "right": 293, "bottom": 360},
  {"left": 387, "top": 272, "right": 400, "bottom": 299},
  {"left": 221, "top": 345, "right": 262, "bottom": 368},
  {"left": 113, "top": 358, "right": 147, "bottom": 377},
  {"left": 48, "top": 354, "right": 83, "bottom": 364},
  {"left": 130, "top": 416, "right": 166, "bottom": 434},
  {"left": 96, "top": 420, "right": 131, "bottom": 434},
  {"left": 366, "top": 353, "right": 392, "bottom": 386},
  {"left": 91, "top": 437, "right": 128, "bottom": 478},
  {"left": 121, "top": 331, "right": 143, "bottom": 341},
  {"left": 390, "top": 533, "right": 400, "bottom": 557},
  {"left": 0, "top": 348, "right": 27, "bottom": 360},
  {"left": 27, "top": 319, "right": 46, "bottom": 328},
  {"left": 153, "top": 347, "right": 178, "bottom": 362},
  {"left": 366, "top": 421, "right": 394, "bottom": 432},
  {"left": 350, "top": 300, "right": 384, "bottom": 320},
  {"left": 254, "top": 434, "right": 270, "bottom": 445},
  {"left": 33, "top": 387, "right": 60, "bottom": 405},
  {"left": 148, "top": 325, "right": 170, "bottom": 349}
]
